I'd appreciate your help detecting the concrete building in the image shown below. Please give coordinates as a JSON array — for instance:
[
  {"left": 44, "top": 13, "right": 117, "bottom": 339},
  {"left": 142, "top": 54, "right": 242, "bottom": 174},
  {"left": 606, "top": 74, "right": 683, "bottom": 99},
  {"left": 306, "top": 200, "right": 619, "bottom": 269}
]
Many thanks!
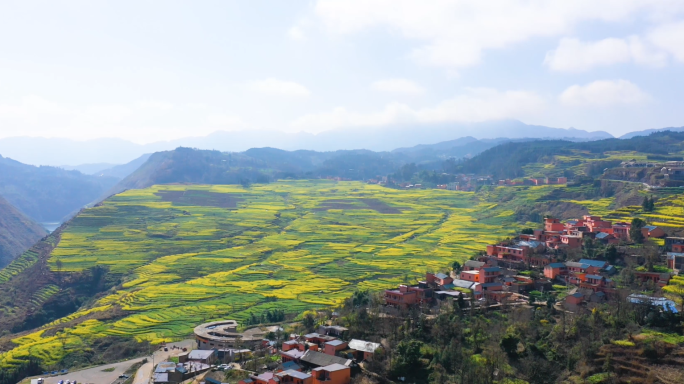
[{"left": 194, "top": 320, "right": 266, "bottom": 350}]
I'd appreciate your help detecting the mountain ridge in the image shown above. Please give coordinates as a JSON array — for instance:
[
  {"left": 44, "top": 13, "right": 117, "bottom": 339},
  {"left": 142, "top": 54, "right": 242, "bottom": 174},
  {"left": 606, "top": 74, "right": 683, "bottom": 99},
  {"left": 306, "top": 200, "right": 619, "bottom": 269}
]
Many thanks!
[{"left": 0, "top": 120, "right": 612, "bottom": 166}]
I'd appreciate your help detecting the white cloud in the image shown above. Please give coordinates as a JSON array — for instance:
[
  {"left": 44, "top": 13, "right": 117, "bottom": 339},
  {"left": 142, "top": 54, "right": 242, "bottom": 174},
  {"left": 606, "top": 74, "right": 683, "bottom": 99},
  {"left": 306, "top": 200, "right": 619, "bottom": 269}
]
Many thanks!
[
  {"left": 559, "top": 79, "right": 651, "bottom": 107},
  {"left": 648, "top": 21, "right": 684, "bottom": 63},
  {"left": 304, "top": 0, "right": 684, "bottom": 70},
  {"left": 544, "top": 36, "right": 669, "bottom": 72},
  {"left": 249, "top": 78, "right": 311, "bottom": 97},
  {"left": 288, "top": 26, "right": 306, "bottom": 40},
  {"left": 290, "top": 87, "right": 545, "bottom": 132},
  {"left": 137, "top": 100, "right": 173, "bottom": 111},
  {"left": 370, "top": 78, "right": 425, "bottom": 95}
]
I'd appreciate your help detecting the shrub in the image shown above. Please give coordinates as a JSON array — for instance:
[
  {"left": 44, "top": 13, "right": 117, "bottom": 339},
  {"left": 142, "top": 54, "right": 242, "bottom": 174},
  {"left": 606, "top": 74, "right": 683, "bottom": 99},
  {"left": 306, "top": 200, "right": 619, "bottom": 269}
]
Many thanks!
[{"left": 611, "top": 340, "right": 635, "bottom": 347}]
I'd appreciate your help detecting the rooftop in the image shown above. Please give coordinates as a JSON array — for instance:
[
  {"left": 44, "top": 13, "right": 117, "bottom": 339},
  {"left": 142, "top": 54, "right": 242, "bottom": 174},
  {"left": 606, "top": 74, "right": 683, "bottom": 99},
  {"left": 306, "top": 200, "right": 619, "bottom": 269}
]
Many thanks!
[
  {"left": 313, "top": 363, "right": 350, "bottom": 372},
  {"left": 188, "top": 349, "right": 215, "bottom": 360},
  {"left": 348, "top": 339, "right": 381, "bottom": 353},
  {"left": 566, "top": 261, "right": 589, "bottom": 269},
  {"left": 451, "top": 279, "right": 477, "bottom": 289},
  {"left": 279, "top": 361, "right": 301, "bottom": 371},
  {"left": 628, "top": 294, "right": 678, "bottom": 313},
  {"left": 435, "top": 272, "right": 449, "bottom": 279},
  {"left": 326, "top": 340, "right": 346, "bottom": 347},
  {"left": 155, "top": 362, "right": 176, "bottom": 373},
  {"left": 578, "top": 259, "right": 608, "bottom": 268},
  {"left": 301, "top": 350, "right": 352, "bottom": 367},
  {"left": 277, "top": 369, "right": 311, "bottom": 380},
  {"left": 281, "top": 349, "right": 305, "bottom": 359},
  {"left": 464, "top": 260, "right": 485, "bottom": 268},
  {"left": 547, "top": 262, "right": 566, "bottom": 268}
]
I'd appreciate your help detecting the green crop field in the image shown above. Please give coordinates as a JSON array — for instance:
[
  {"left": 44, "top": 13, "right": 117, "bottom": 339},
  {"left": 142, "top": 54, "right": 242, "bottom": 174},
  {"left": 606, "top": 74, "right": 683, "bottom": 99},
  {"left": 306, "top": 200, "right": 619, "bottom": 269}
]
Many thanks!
[{"left": 1, "top": 179, "right": 683, "bottom": 369}]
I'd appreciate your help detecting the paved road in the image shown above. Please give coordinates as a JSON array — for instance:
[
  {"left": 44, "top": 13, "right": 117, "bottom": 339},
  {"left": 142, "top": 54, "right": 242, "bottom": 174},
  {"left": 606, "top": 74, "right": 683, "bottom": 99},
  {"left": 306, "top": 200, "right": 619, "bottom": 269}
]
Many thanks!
[
  {"left": 38, "top": 340, "right": 194, "bottom": 384},
  {"left": 133, "top": 339, "right": 195, "bottom": 384},
  {"left": 41, "top": 358, "right": 145, "bottom": 384}
]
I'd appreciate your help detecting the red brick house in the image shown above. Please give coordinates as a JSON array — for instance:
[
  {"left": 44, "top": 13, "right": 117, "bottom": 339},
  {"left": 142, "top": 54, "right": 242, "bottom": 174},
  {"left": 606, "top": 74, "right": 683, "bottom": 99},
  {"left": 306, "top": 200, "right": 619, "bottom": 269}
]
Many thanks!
[
  {"left": 634, "top": 271, "right": 671, "bottom": 287},
  {"left": 426, "top": 272, "right": 453, "bottom": 286},
  {"left": 667, "top": 252, "right": 684, "bottom": 270},
  {"left": 642, "top": 225, "right": 666, "bottom": 239},
  {"left": 384, "top": 282, "right": 433, "bottom": 309},
  {"left": 544, "top": 262, "right": 567, "bottom": 279},
  {"left": 324, "top": 340, "right": 348, "bottom": 356},
  {"left": 560, "top": 234, "right": 582, "bottom": 248},
  {"left": 612, "top": 222, "right": 631, "bottom": 240},
  {"left": 459, "top": 266, "right": 501, "bottom": 284},
  {"left": 580, "top": 274, "right": 615, "bottom": 292},
  {"left": 545, "top": 217, "right": 565, "bottom": 232},
  {"left": 565, "top": 292, "right": 584, "bottom": 308},
  {"left": 486, "top": 244, "right": 530, "bottom": 260}
]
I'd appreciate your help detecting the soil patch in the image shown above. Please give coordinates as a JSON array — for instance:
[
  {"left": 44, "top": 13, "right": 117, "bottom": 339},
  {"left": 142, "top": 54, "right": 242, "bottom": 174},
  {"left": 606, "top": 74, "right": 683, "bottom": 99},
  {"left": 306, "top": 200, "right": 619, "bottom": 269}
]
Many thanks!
[
  {"left": 155, "top": 190, "right": 244, "bottom": 209},
  {"left": 315, "top": 198, "right": 403, "bottom": 214}
]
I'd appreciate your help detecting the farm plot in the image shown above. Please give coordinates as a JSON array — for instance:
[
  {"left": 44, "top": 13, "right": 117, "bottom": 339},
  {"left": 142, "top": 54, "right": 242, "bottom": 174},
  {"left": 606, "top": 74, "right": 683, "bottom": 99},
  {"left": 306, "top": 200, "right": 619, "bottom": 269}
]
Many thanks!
[{"left": 0, "top": 181, "right": 602, "bottom": 369}]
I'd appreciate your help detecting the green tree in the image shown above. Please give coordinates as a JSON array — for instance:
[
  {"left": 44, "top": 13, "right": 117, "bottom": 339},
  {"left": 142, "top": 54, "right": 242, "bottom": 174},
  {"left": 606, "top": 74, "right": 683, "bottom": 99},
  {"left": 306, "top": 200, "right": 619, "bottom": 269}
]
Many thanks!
[
  {"left": 630, "top": 218, "right": 646, "bottom": 244},
  {"left": 302, "top": 313, "right": 316, "bottom": 331},
  {"left": 642, "top": 196, "right": 651, "bottom": 212},
  {"left": 452, "top": 261, "right": 462, "bottom": 272},
  {"left": 391, "top": 340, "right": 423, "bottom": 379},
  {"left": 605, "top": 245, "right": 618, "bottom": 264}
]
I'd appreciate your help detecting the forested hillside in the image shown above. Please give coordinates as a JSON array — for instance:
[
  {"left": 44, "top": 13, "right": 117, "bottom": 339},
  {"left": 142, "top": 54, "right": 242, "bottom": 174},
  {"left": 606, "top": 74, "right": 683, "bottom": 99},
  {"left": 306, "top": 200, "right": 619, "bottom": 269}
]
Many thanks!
[
  {"left": 0, "top": 154, "right": 119, "bottom": 222},
  {"left": 0, "top": 195, "right": 46, "bottom": 268},
  {"left": 458, "top": 131, "right": 684, "bottom": 179}
]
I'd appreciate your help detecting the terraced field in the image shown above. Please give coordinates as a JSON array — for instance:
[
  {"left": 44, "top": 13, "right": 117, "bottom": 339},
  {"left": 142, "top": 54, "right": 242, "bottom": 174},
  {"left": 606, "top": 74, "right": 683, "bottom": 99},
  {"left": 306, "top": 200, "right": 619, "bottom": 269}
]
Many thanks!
[
  {"left": 0, "top": 181, "right": 530, "bottom": 368},
  {"left": 1, "top": 180, "right": 682, "bottom": 370}
]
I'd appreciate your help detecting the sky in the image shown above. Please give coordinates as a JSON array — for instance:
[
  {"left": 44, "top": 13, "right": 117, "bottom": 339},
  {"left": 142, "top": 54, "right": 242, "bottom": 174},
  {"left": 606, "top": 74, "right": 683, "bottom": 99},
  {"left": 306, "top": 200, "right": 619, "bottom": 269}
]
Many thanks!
[{"left": 1, "top": 0, "right": 684, "bottom": 143}]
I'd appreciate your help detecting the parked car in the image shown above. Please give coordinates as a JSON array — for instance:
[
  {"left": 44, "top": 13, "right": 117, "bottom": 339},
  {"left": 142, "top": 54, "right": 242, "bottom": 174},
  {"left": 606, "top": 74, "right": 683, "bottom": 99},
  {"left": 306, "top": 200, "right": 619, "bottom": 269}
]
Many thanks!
[{"left": 118, "top": 374, "right": 130, "bottom": 379}]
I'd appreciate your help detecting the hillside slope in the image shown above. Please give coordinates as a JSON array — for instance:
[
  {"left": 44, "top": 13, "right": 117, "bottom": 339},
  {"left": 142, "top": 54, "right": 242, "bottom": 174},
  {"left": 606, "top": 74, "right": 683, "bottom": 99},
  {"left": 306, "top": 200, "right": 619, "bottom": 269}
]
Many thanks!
[
  {"left": 5, "top": 177, "right": 684, "bottom": 376},
  {"left": 0, "top": 195, "right": 47, "bottom": 268},
  {"left": 0, "top": 154, "right": 119, "bottom": 222},
  {"left": 458, "top": 131, "right": 684, "bottom": 179},
  {"left": 0, "top": 181, "right": 545, "bottom": 372},
  {"left": 106, "top": 147, "right": 401, "bottom": 196}
]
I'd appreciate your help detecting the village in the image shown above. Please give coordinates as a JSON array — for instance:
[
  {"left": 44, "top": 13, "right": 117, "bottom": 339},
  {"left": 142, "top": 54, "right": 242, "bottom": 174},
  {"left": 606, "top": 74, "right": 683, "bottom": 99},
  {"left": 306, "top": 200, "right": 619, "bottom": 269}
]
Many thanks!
[
  {"left": 143, "top": 321, "right": 372, "bottom": 384},
  {"left": 120, "top": 213, "right": 683, "bottom": 384},
  {"left": 384, "top": 215, "right": 681, "bottom": 313}
]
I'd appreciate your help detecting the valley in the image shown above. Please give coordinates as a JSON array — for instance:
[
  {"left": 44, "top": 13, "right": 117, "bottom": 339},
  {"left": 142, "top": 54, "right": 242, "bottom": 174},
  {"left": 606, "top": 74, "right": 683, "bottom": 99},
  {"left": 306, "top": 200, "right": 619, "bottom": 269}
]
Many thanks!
[
  {"left": 3, "top": 132, "right": 684, "bottom": 383},
  {"left": 2, "top": 173, "right": 684, "bottom": 374}
]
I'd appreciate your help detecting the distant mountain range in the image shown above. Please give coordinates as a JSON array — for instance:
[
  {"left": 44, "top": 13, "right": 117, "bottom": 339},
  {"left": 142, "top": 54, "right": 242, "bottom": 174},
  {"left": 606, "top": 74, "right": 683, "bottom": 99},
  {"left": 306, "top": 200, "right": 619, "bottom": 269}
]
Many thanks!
[
  {"left": 0, "top": 120, "right": 612, "bottom": 166},
  {"left": 61, "top": 154, "right": 152, "bottom": 178},
  {"left": 0, "top": 154, "right": 119, "bottom": 223},
  {"left": 619, "top": 126, "right": 684, "bottom": 139}
]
